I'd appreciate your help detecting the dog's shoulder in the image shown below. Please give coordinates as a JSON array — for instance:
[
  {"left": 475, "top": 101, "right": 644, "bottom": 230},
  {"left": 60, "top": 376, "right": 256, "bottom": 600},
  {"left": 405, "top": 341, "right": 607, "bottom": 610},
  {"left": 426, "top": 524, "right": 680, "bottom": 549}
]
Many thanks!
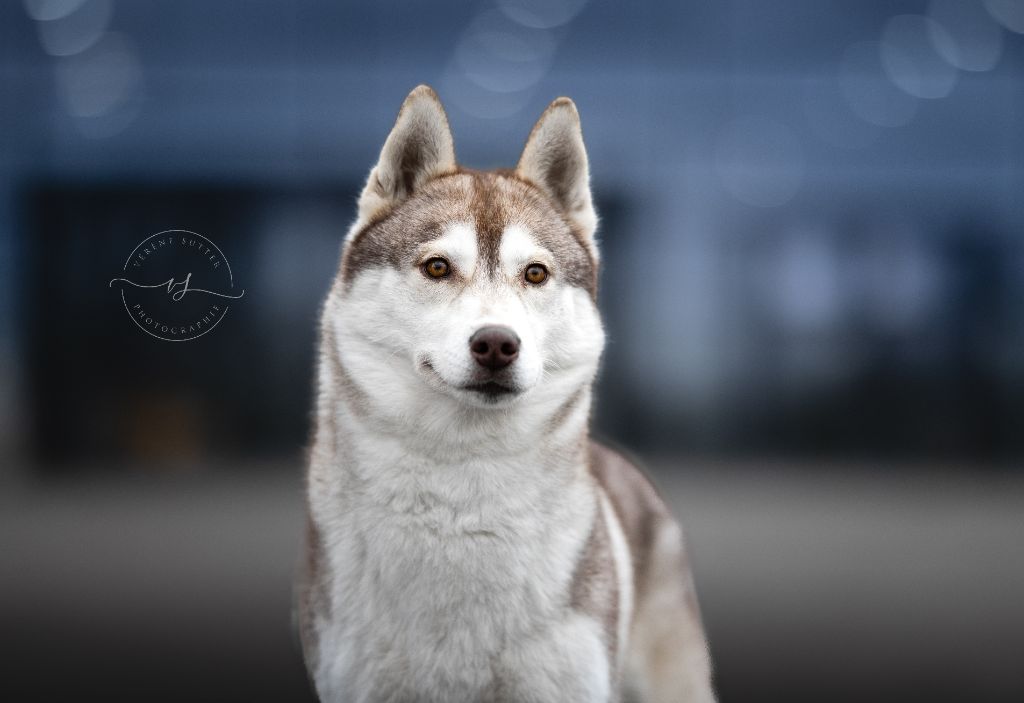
[{"left": 587, "top": 440, "right": 677, "bottom": 596}]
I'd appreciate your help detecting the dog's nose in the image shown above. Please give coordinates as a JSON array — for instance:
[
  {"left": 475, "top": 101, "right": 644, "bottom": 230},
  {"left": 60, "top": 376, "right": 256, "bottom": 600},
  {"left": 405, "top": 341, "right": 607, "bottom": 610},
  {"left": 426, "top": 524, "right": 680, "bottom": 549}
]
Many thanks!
[{"left": 469, "top": 326, "right": 520, "bottom": 370}]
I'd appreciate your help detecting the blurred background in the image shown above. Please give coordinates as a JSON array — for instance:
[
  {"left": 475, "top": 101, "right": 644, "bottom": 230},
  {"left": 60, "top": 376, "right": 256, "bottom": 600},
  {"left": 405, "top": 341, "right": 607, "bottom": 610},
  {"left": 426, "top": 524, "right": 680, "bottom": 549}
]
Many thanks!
[{"left": 1, "top": 0, "right": 1023, "bottom": 701}]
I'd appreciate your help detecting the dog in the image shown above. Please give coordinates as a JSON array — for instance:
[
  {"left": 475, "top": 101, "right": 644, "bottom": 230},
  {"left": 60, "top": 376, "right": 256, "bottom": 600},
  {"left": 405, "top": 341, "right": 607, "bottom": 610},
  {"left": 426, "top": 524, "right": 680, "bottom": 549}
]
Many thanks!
[{"left": 298, "top": 85, "right": 715, "bottom": 703}]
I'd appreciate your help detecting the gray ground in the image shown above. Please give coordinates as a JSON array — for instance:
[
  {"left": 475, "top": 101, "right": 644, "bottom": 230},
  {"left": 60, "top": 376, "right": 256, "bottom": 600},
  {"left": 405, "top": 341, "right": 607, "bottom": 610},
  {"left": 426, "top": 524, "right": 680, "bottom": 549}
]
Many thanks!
[{"left": 2, "top": 459, "right": 1022, "bottom": 702}]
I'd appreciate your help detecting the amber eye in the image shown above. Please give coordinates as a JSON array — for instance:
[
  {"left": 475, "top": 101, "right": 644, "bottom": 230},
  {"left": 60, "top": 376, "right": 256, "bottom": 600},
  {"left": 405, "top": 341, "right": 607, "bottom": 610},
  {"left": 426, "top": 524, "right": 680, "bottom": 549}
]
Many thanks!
[
  {"left": 423, "top": 257, "right": 450, "bottom": 279},
  {"left": 524, "top": 263, "right": 549, "bottom": 285}
]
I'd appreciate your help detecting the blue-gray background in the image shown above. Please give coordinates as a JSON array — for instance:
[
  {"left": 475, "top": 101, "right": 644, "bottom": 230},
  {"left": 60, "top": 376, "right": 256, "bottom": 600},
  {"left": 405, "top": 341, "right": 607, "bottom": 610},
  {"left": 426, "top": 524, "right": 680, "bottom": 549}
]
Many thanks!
[{"left": 1, "top": 1, "right": 1022, "bottom": 701}]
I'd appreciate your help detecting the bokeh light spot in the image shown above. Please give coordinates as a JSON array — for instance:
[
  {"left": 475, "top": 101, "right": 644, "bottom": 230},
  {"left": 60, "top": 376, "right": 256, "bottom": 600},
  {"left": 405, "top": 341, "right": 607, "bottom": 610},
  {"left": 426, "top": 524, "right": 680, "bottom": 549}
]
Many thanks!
[
  {"left": 22, "top": 0, "right": 88, "bottom": 21},
  {"left": 839, "top": 41, "right": 919, "bottom": 128},
  {"left": 497, "top": 0, "right": 589, "bottom": 30},
  {"left": 880, "top": 14, "right": 959, "bottom": 99},
  {"left": 928, "top": 0, "right": 1004, "bottom": 72},
  {"left": 985, "top": 0, "right": 1024, "bottom": 34},
  {"left": 35, "top": 0, "right": 112, "bottom": 57}
]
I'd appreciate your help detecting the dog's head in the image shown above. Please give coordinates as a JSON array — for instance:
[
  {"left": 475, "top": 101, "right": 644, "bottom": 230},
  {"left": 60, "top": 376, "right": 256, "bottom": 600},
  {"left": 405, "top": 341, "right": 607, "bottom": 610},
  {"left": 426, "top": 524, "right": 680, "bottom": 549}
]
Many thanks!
[{"left": 329, "top": 86, "right": 603, "bottom": 412}]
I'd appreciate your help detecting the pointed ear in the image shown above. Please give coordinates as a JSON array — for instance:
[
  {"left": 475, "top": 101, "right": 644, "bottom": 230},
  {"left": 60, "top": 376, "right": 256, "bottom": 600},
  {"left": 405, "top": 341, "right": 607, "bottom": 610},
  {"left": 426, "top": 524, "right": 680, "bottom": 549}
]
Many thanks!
[
  {"left": 516, "top": 97, "right": 597, "bottom": 250},
  {"left": 357, "top": 85, "right": 456, "bottom": 222}
]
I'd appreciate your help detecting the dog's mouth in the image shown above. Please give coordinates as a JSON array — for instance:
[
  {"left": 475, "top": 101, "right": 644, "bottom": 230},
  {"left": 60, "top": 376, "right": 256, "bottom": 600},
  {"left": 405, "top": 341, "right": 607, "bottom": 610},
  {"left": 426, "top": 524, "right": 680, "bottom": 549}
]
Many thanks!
[
  {"left": 462, "top": 381, "right": 517, "bottom": 398},
  {"left": 419, "top": 359, "right": 522, "bottom": 401}
]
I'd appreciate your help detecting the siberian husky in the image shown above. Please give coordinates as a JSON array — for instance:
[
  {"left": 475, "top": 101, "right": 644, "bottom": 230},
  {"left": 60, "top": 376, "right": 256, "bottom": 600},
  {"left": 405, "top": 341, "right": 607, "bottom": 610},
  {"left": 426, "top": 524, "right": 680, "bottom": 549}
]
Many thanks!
[{"left": 298, "top": 85, "right": 715, "bottom": 703}]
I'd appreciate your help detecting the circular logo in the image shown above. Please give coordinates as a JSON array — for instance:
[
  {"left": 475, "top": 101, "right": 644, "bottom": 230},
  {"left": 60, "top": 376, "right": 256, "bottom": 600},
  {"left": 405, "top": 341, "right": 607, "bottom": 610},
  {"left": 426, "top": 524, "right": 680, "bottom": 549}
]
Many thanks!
[{"left": 109, "top": 229, "right": 245, "bottom": 342}]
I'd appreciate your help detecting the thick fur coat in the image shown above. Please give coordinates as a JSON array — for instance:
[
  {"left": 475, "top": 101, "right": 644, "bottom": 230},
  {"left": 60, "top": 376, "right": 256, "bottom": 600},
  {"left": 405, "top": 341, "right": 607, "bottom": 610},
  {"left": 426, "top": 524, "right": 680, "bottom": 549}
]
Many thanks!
[{"left": 298, "top": 85, "right": 715, "bottom": 703}]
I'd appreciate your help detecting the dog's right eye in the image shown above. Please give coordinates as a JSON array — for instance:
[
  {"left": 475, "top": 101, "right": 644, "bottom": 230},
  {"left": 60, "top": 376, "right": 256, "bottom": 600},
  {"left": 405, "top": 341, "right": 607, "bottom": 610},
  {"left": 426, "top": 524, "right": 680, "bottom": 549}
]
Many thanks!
[{"left": 423, "top": 257, "right": 450, "bottom": 279}]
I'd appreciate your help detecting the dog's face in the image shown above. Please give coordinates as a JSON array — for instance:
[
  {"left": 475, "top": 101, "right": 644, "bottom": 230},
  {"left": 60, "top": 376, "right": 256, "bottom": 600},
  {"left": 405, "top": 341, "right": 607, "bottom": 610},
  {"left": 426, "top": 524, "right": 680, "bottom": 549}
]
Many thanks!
[{"left": 330, "top": 86, "right": 603, "bottom": 411}]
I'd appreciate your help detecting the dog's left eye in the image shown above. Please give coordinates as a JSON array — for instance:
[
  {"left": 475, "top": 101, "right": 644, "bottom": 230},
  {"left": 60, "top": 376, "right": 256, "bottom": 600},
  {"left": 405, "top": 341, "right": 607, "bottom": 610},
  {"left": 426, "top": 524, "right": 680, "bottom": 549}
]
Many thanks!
[
  {"left": 524, "top": 264, "right": 548, "bottom": 285},
  {"left": 423, "top": 257, "right": 450, "bottom": 279}
]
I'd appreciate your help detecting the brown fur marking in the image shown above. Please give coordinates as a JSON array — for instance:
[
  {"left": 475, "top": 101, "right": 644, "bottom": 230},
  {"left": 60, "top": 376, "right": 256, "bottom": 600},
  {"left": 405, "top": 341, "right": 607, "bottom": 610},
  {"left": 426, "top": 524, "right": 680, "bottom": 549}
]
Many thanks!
[
  {"left": 589, "top": 442, "right": 715, "bottom": 702},
  {"left": 298, "top": 512, "right": 329, "bottom": 680},
  {"left": 570, "top": 497, "right": 619, "bottom": 672},
  {"left": 587, "top": 443, "right": 672, "bottom": 609},
  {"left": 329, "top": 343, "right": 371, "bottom": 419},
  {"left": 546, "top": 387, "right": 585, "bottom": 436},
  {"left": 342, "top": 172, "right": 597, "bottom": 296}
]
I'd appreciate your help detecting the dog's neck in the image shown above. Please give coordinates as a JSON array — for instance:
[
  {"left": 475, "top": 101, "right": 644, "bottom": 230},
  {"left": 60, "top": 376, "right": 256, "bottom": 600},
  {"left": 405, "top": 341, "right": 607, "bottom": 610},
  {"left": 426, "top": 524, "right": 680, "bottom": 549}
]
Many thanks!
[{"left": 310, "top": 336, "right": 596, "bottom": 521}]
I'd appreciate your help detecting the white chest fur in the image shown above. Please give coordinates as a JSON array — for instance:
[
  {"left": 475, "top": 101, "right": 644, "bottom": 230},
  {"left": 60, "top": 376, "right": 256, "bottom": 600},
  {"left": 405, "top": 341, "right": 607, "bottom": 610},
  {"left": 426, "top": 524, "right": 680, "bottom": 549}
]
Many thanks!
[{"left": 308, "top": 420, "right": 610, "bottom": 703}]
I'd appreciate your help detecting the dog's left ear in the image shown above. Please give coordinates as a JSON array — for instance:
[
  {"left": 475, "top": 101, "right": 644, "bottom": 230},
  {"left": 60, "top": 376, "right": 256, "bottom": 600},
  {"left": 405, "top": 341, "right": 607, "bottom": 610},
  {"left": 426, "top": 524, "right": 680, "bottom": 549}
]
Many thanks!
[
  {"left": 517, "top": 98, "right": 598, "bottom": 256},
  {"left": 357, "top": 85, "right": 457, "bottom": 223}
]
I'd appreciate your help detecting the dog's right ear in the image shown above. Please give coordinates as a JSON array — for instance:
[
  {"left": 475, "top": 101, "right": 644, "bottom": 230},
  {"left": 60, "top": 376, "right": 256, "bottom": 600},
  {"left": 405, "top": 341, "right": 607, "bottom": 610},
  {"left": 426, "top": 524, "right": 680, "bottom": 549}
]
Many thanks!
[{"left": 356, "top": 85, "right": 456, "bottom": 223}]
